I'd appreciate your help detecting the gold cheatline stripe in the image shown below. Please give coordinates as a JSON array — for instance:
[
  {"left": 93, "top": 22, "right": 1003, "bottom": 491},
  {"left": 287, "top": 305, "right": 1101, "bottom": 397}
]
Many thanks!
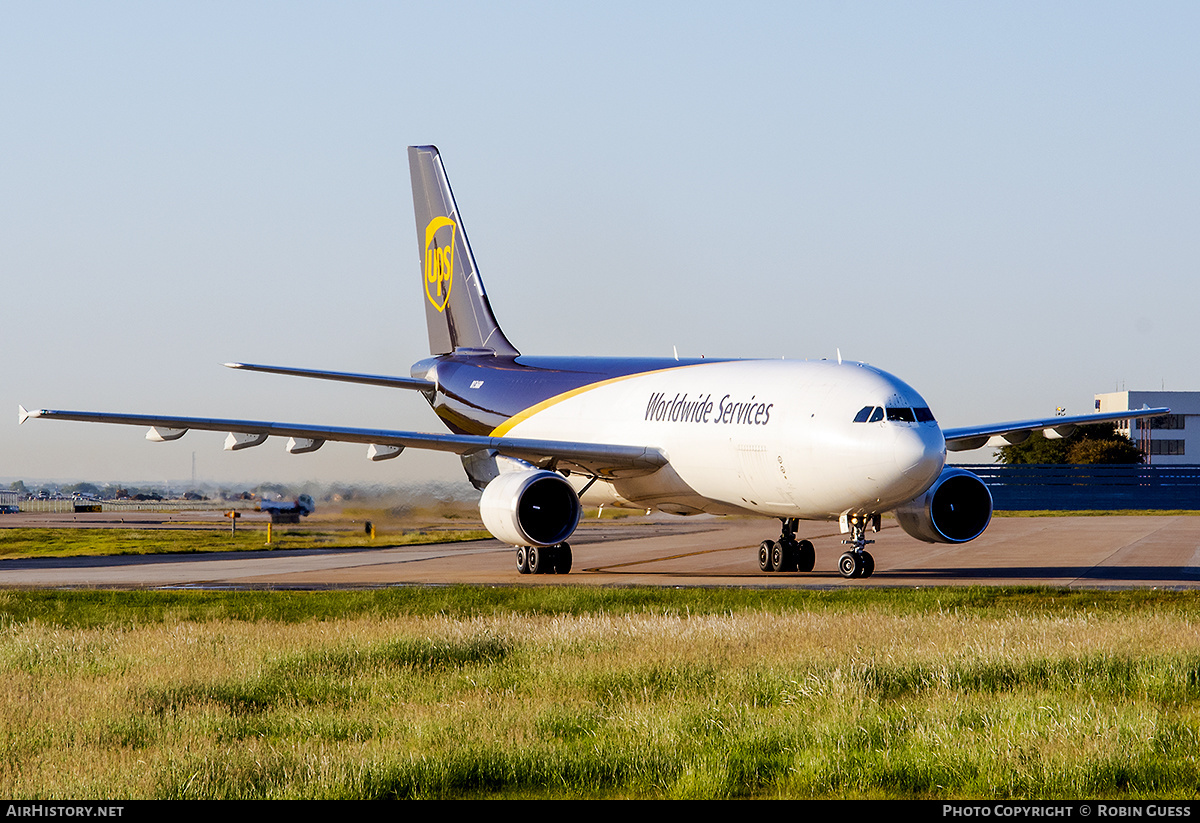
[{"left": 489, "top": 363, "right": 707, "bottom": 438}]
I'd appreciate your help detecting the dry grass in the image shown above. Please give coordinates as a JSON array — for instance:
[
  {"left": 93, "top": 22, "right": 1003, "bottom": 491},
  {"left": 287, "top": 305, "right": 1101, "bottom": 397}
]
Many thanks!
[{"left": 1, "top": 589, "right": 1199, "bottom": 798}]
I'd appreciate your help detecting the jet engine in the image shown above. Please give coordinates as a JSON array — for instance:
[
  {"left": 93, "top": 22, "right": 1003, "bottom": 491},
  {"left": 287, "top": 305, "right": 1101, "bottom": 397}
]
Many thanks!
[
  {"left": 894, "top": 467, "right": 993, "bottom": 544},
  {"left": 479, "top": 469, "right": 582, "bottom": 548}
]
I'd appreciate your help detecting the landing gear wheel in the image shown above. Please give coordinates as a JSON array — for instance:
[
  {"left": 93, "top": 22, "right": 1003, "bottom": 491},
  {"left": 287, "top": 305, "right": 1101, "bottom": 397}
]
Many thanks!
[
  {"left": 770, "top": 541, "right": 789, "bottom": 573},
  {"left": 838, "top": 551, "right": 864, "bottom": 579},
  {"left": 516, "top": 546, "right": 530, "bottom": 575},
  {"left": 796, "top": 540, "right": 816, "bottom": 573},
  {"left": 553, "top": 543, "right": 573, "bottom": 574},
  {"left": 528, "top": 545, "right": 545, "bottom": 575},
  {"left": 766, "top": 519, "right": 815, "bottom": 574},
  {"left": 860, "top": 552, "right": 874, "bottom": 579},
  {"left": 759, "top": 540, "right": 775, "bottom": 572}
]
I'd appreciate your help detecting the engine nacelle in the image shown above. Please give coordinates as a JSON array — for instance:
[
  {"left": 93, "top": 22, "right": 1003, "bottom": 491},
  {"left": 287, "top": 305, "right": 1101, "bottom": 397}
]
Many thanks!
[
  {"left": 479, "top": 469, "right": 582, "bottom": 548},
  {"left": 894, "top": 467, "right": 993, "bottom": 544}
]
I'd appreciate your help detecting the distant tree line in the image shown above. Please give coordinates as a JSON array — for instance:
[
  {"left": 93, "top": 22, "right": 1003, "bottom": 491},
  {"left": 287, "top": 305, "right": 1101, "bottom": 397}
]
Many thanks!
[
  {"left": 7, "top": 478, "right": 478, "bottom": 504},
  {"left": 994, "top": 422, "right": 1143, "bottom": 465}
]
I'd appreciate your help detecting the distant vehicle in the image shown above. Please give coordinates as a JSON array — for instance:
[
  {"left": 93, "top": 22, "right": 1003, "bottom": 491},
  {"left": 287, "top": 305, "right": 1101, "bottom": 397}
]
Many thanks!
[
  {"left": 0, "top": 505, "right": 20, "bottom": 514},
  {"left": 257, "top": 494, "right": 316, "bottom": 525}
]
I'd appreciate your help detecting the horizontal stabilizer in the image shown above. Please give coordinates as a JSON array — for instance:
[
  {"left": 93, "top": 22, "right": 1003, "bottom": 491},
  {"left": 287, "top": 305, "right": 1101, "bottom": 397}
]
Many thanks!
[{"left": 225, "top": 362, "right": 435, "bottom": 391}]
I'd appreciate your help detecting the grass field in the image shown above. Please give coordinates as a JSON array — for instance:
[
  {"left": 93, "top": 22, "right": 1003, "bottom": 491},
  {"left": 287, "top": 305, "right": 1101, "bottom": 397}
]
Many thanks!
[
  {"left": 1, "top": 585, "right": 1199, "bottom": 799},
  {"left": 0, "top": 525, "right": 491, "bottom": 558}
]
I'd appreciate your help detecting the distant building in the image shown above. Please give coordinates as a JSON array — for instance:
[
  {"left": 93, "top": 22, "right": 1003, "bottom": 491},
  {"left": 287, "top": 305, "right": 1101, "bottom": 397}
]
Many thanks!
[{"left": 1094, "top": 391, "right": 1200, "bottom": 464}]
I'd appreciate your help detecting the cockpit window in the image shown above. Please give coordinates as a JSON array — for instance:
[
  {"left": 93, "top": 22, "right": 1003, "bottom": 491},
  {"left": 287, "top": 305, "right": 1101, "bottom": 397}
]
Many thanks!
[{"left": 856, "top": 405, "right": 936, "bottom": 423}]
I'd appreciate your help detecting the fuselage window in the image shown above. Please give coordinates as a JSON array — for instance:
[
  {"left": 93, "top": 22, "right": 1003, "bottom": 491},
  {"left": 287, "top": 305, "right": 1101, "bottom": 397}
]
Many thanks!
[{"left": 886, "top": 407, "right": 916, "bottom": 423}]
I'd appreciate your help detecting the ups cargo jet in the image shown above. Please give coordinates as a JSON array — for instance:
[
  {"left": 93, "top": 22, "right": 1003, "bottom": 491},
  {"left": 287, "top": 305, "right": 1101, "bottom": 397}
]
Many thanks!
[{"left": 21, "top": 146, "right": 1168, "bottom": 578}]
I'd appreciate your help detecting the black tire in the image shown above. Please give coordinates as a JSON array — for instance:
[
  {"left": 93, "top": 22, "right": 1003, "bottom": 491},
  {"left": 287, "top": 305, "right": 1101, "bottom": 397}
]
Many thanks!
[
  {"left": 528, "top": 545, "right": 544, "bottom": 574},
  {"left": 861, "top": 552, "right": 875, "bottom": 578},
  {"left": 796, "top": 540, "right": 816, "bottom": 573},
  {"left": 554, "top": 542, "right": 573, "bottom": 574},
  {"left": 783, "top": 541, "right": 799, "bottom": 572},
  {"left": 838, "top": 552, "right": 862, "bottom": 579},
  {"left": 759, "top": 540, "right": 775, "bottom": 572},
  {"left": 516, "top": 546, "right": 530, "bottom": 575},
  {"left": 770, "top": 541, "right": 786, "bottom": 573}
]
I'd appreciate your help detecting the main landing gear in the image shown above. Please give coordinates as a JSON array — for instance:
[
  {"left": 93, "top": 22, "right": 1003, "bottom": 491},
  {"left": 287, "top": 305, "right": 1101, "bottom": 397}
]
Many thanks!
[
  {"left": 838, "top": 515, "right": 876, "bottom": 579},
  {"left": 758, "top": 516, "right": 878, "bottom": 578},
  {"left": 516, "top": 543, "right": 572, "bottom": 575},
  {"left": 758, "top": 518, "right": 815, "bottom": 573}
]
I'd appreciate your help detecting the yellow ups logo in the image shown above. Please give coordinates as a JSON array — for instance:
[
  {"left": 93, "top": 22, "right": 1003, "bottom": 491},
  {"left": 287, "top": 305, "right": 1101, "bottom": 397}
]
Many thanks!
[{"left": 424, "top": 216, "right": 456, "bottom": 312}]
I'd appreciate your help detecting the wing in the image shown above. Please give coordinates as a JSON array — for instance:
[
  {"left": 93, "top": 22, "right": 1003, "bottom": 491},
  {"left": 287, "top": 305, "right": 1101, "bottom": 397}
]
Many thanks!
[
  {"left": 18, "top": 406, "right": 666, "bottom": 479},
  {"left": 943, "top": 407, "right": 1170, "bottom": 452}
]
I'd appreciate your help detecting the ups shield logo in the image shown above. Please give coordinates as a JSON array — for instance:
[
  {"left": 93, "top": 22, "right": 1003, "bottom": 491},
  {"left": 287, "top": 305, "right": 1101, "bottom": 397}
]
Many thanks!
[{"left": 424, "top": 216, "right": 457, "bottom": 312}]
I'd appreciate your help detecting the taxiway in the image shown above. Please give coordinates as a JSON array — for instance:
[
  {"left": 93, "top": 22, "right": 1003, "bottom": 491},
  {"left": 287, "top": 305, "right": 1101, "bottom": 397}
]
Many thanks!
[{"left": 2, "top": 514, "right": 1198, "bottom": 589}]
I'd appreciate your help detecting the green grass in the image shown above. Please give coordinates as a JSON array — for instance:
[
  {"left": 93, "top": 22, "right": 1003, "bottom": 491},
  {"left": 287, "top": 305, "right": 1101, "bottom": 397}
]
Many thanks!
[
  {"left": 2, "top": 587, "right": 1200, "bottom": 798},
  {"left": 0, "top": 527, "right": 490, "bottom": 558},
  {"left": 0, "top": 585, "right": 1192, "bottom": 627}
]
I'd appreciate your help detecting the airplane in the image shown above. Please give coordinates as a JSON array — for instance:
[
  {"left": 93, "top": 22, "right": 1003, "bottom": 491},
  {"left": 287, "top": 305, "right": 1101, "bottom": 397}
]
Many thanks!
[{"left": 20, "top": 145, "right": 1169, "bottom": 579}]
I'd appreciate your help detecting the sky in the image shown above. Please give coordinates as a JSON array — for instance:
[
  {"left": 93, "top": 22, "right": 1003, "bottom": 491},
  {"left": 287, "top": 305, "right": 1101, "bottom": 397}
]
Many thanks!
[{"left": 2, "top": 1, "right": 1198, "bottom": 490}]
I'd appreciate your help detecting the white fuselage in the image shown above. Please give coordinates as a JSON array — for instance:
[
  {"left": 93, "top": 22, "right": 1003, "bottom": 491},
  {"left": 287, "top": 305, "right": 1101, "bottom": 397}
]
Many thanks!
[{"left": 494, "top": 359, "right": 947, "bottom": 520}]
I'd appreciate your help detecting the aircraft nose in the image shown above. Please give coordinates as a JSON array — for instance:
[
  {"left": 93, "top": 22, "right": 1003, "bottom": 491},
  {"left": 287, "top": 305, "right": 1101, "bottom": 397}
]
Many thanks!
[{"left": 894, "top": 425, "right": 945, "bottom": 486}]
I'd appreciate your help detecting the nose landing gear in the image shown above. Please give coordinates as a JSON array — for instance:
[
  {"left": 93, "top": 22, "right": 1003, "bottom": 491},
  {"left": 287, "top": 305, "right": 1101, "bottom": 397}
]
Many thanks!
[{"left": 838, "top": 515, "right": 877, "bottom": 579}]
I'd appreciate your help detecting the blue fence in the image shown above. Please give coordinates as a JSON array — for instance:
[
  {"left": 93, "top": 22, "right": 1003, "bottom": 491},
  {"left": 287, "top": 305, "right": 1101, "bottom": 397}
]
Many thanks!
[{"left": 958, "top": 464, "right": 1200, "bottom": 511}]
